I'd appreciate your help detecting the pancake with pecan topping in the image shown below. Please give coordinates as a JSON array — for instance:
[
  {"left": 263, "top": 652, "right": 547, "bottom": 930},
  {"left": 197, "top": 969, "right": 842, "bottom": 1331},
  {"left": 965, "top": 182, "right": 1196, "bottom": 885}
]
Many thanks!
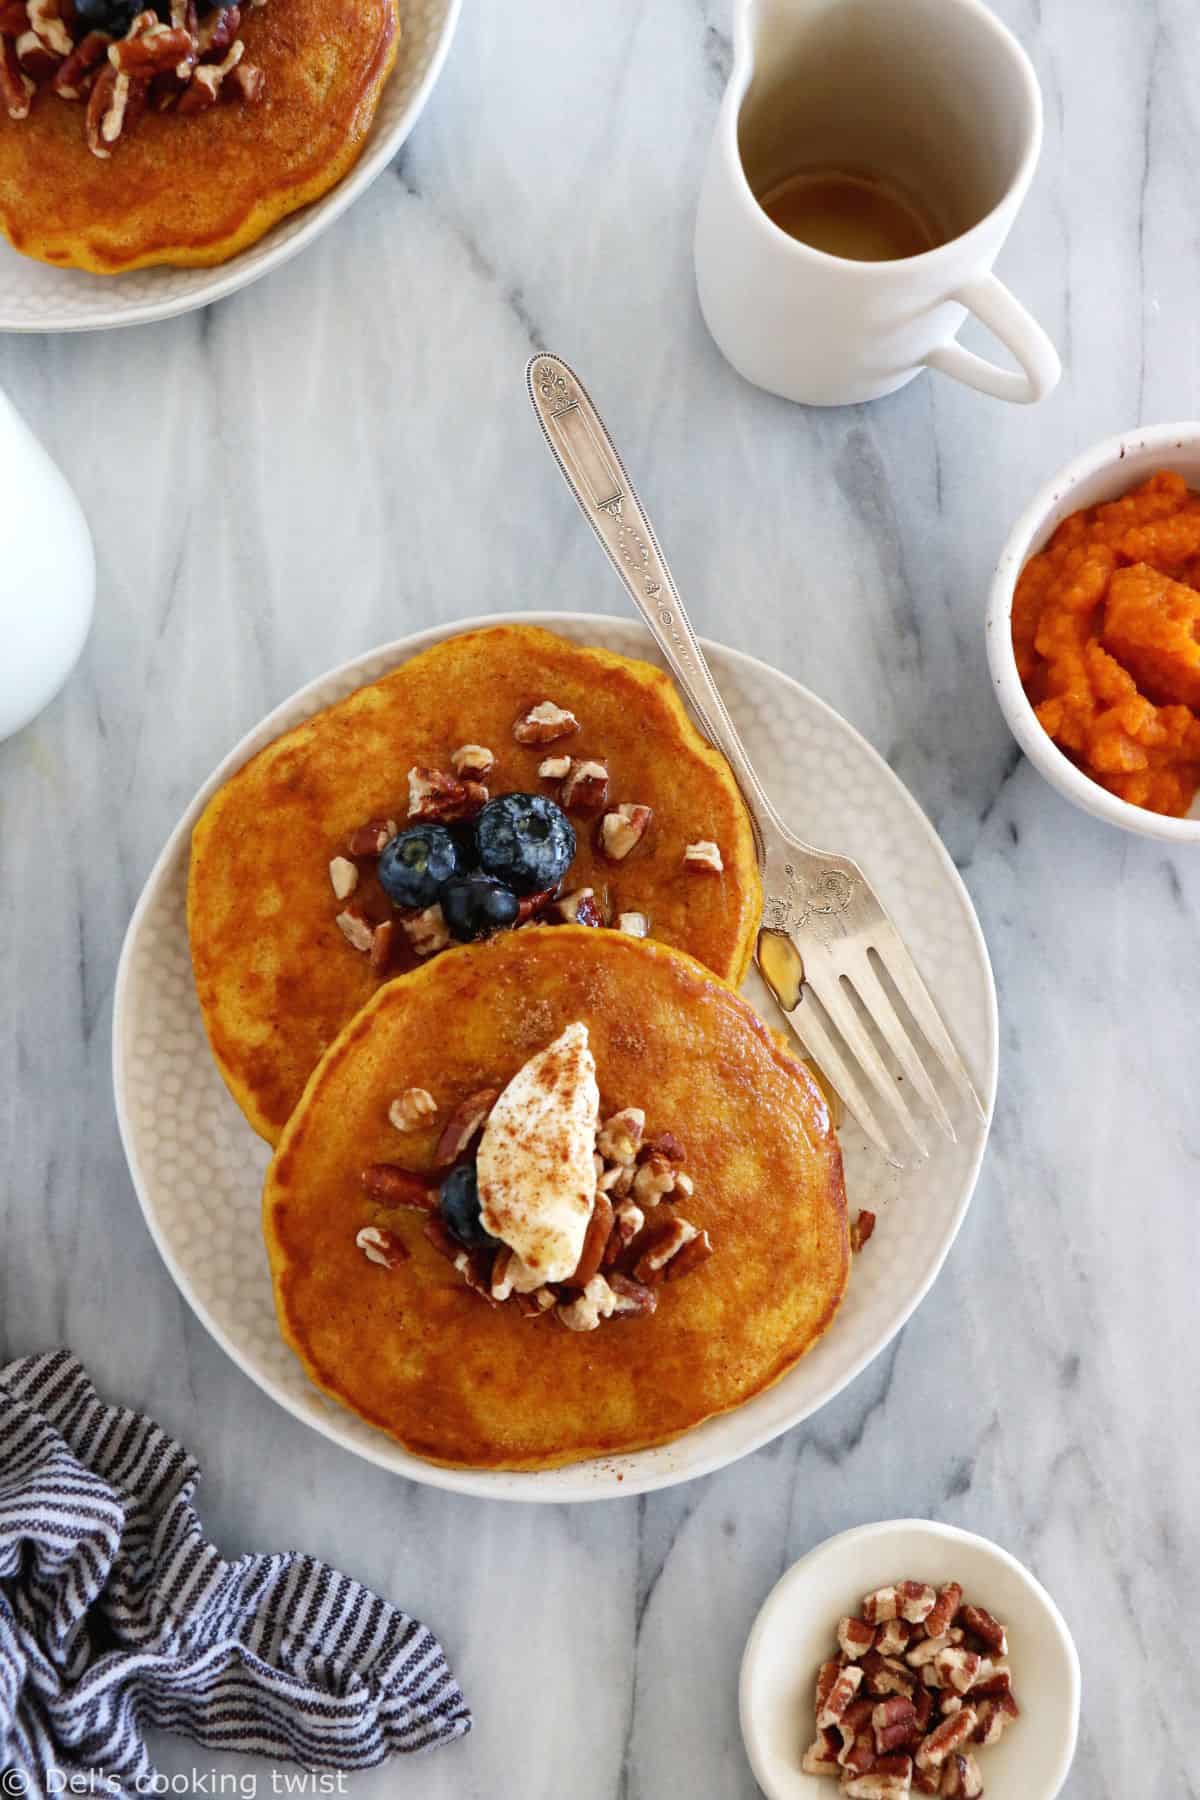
[
  {"left": 188, "top": 624, "right": 762, "bottom": 1144},
  {"left": 0, "top": 0, "right": 398, "bottom": 272},
  {"left": 264, "top": 928, "right": 849, "bottom": 1471}
]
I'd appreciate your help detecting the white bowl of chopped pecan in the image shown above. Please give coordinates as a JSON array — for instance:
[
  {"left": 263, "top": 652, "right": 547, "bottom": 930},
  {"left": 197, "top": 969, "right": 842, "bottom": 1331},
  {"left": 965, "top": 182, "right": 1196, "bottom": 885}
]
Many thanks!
[{"left": 740, "top": 1519, "right": 1080, "bottom": 1800}]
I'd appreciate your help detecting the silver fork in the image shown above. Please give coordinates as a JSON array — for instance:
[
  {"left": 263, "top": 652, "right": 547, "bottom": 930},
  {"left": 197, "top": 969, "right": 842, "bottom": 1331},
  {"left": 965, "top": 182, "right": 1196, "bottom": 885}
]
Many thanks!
[{"left": 526, "top": 352, "right": 986, "bottom": 1166}]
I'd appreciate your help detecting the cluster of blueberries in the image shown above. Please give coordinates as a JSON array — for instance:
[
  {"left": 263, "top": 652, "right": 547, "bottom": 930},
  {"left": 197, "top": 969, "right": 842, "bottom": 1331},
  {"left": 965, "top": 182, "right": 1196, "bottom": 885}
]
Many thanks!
[
  {"left": 75, "top": 0, "right": 222, "bottom": 31},
  {"left": 378, "top": 791, "right": 577, "bottom": 942}
]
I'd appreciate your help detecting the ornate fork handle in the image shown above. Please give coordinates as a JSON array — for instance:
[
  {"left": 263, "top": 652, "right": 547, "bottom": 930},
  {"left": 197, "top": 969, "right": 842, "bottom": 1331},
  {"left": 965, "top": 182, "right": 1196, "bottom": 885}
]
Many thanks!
[{"left": 526, "top": 354, "right": 793, "bottom": 857}]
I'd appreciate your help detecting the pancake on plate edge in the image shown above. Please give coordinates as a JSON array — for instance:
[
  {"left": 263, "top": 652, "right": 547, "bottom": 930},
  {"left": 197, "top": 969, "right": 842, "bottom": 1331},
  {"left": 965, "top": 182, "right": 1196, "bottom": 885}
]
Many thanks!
[
  {"left": 264, "top": 927, "right": 849, "bottom": 1471},
  {"left": 189, "top": 624, "right": 763, "bottom": 1144},
  {"left": 0, "top": 0, "right": 399, "bottom": 273}
]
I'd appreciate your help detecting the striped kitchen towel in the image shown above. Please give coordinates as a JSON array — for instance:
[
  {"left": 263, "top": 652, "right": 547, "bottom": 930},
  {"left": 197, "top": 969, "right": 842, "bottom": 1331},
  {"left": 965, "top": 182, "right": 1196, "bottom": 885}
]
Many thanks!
[{"left": 0, "top": 1350, "right": 470, "bottom": 1789}]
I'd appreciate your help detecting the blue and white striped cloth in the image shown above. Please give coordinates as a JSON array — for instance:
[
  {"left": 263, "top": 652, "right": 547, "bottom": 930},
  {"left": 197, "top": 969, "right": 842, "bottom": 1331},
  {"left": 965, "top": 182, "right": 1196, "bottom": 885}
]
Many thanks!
[{"left": 0, "top": 1351, "right": 470, "bottom": 1789}]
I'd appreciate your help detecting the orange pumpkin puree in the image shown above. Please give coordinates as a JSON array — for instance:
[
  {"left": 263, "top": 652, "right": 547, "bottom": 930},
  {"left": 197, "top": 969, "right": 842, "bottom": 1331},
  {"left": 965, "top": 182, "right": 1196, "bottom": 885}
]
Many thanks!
[{"left": 1013, "top": 469, "right": 1200, "bottom": 816}]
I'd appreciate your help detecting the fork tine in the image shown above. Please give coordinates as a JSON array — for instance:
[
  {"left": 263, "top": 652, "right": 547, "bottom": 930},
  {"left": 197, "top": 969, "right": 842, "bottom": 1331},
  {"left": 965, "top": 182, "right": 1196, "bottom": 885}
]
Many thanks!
[
  {"left": 845, "top": 953, "right": 957, "bottom": 1145},
  {"left": 800, "top": 960, "right": 931, "bottom": 1162},
  {"left": 781, "top": 998, "right": 903, "bottom": 1165},
  {"left": 869, "top": 935, "right": 987, "bottom": 1123}
]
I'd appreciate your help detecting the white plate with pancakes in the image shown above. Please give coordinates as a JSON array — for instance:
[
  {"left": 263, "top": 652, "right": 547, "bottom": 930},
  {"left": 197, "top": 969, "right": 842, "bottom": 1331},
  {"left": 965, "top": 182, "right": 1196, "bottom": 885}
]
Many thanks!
[
  {"left": 113, "top": 611, "right": 998, "bottom": 1501},
  {"left": 0, "top": 0, "right": 460, "bottom": 332}
]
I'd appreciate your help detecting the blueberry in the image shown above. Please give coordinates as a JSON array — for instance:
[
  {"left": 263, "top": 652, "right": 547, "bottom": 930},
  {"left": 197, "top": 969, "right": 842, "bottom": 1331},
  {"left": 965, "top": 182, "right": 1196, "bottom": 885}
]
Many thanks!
[
  {"left": 74, "top": 0, "right": 145, "bottom": 29},
  {"left": 476, "top": 792, "right": 575, "bottom": 895},
  {"left": 377, "top": 825, "right": 462, "bottom": 910},
  {"left": 439, "top": 1162, "right": 498, "bottom": 1251},
  {"left": 440, "top": 872, "right": 520, "bottom": 942}
]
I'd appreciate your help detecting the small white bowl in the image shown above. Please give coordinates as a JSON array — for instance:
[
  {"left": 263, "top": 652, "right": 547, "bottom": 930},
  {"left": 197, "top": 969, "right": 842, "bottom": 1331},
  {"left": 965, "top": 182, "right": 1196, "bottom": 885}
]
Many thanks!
[
  {"left": 987, "top": 421, "right": 1200, "bottom": 842},
  {"left": 739, "top": 1518, "right": 1081, "bottom": 1800}
]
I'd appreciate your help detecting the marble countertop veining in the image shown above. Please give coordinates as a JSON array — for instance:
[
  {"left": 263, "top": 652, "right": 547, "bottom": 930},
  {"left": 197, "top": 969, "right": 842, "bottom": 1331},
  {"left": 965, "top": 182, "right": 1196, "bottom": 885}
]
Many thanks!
[{"left": 1, "top": 2, "right": 1198, "bottom": 1795}]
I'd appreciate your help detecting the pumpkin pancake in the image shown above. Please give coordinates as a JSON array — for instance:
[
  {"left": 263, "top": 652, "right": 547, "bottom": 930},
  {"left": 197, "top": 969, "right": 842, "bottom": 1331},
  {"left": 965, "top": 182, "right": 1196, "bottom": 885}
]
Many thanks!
[
  {"left": 189, "top": 625, "right": 762, "bottom": 1144},
  {"left": 264, "top": 928, "right": 849, "bottom": 1471},
  {"left": 0, "top": 0, "right": 398, "bottom": 273}
]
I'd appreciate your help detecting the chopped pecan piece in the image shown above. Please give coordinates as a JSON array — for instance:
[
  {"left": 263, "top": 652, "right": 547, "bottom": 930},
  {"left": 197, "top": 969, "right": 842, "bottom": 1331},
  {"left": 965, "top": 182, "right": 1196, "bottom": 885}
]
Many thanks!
[
  {"left": 972, "top": 1691, "right": 1018, "bottom": 1746},
  {"left": 555, "top": 887, "right": 603, "bottom": 926},
  {"left": 958, "top": 1604, "right": 1007, "bottom": 1656},
  {"left": 15, "top": 28, "right": 58, "bottom": 79},
  {"left": 838, "top": 1715, "right": 878, "bottom": 1777},
  {"left": 513, "top": 700, "right": 579, "bottom": 745},
  {"left": 968, "top": 1666, "right": 1012, "bottom": 1701},
  {"left": 632, "top": 1152, "right": 678, "bottom": 1207},
  {"left": 606, "top": 1270, "right": 657, "bottom": 1315},
  {"left": 556, "top": 1272, "right": 621, "bottom": 1332},
  {"left": 53, "top": 28, "right": 109, "bottom": 96},
  {"left": 175, "top": 33, "right": 241, "bottom": 110},
  {"left": 369, "top": 917, "right": 396, "bottom": 976},
  {"left": 346, "top": 817, "right": 397, "bottom": 855},
  {"left": 225, "top": 56, "right": 261, "bottom": 101},
  {"left": 906, "top": 1635, "right": 952, "bottom": 1670},
  {"left": 800, "top": 1734, "right": 842, "bottom": 1778},
  {"left": 913, "top": 1771, "right": 942, "bottom": 1796},
  {"left": 816, "top": 1662, "right": 863, "bottom": 1730},
  {"left": 640, "top": 1129, "right": 685, "bottom": 1162},
  {"left": 602, "top": 1198, "right": 643, "bottom": 1264},
  {"left": 862, "top": 1588, "right": 901, "bottom": 1626},
  {"left": 684, "top": 839, "right": 723, "bottom": 873},
  {"left": 1, "top": 34, "right": 35, "bottom": 115},
  {"left": 27, "top": 0, "right": 71, "bottom": 53},
  {"left": 561, "top": 758, "right": 609, "bottom": 815},
  {"left": 388, "top": 1087, "right": 437, "bottom": 1132},
  {"left": 633, "top": 1216, "right": 699, "bottom": 1284},
  {"left": 664, "top": 1228, "right": 713, "bottom": 1281},
  {"left": 923, "top": 1583, "right": 963, "bottom": 1640},
  {"left": 899, "top": 1582, "right": 937, "bottom": 1625},
  {"left": 912, "top": 1686, "right": 935, "bottom": 1734},
  {"left": 109, "top": 14, "right": 192, "bottom": 74},
  {"left": 816, "top": 1661, "right": 842, "bottom": 1716},
  {"left": 851, "top": 1209, "right": 877, "bottom": 1252},
  {"left": 450, "top": 742, "right": 495, "bottom": 778},
  {"left": 355, "top": 1225, "right": 408, "bottom": 1270},
  {"left": 915, "top": 1710, "right": 977, "bottom": 1772},
  {"left": 838, "top": 1618, "right": 878, "bottom": 1661},
  {"left": 875, "top": 1619, "right": 911, "bottom": 1659},
  {"left": 597, "top": 1106, "right": 645, "bottom": 1164},
  {"left": 361, "top": 1163, "right": 438, "bottom": 1213},
  {"left": 434, "top": 1087, "right": 500, "bottom": 1166},
  {"left": 842, "top": 1756, "right": 913, "bottom": 1799},
  {"left": 406, "top": 765, "right": 487, "bottom": 822},
  {"left": 561, "top": 1191, "right": 614, "bottom": 1290},
  {"left": 515, "top": 886, "right": 559, "bottom": 924},
  {"left": 600, "top": 802, "right": 652, "bottom": 861},
  {"left": 939, "top": 1752, "right": 984, "bottom": 1797},
  {"left": 196, "top": 1, "right": 239, "bottom": 54},
  {"left": 401, "top": 903, "right": 450, "bottom": 957},
  {"left": 422, "top": 1214, "right": 460, "bottom": 1260},
  {"left": 515, "top": 1286, "right": 557, "bottom": 1317},
  {"left": 862, "top": 1652, "right": 916, "bottom": 1700},
  {"left": 616, "top": 911, "right": 649, "bottom": 937},
  {"left": 872, "top": 1697, "right": 917, "bottom": 1756},
  {"left": 537, "top": 753, "right": 572, "bottom": 779},
  {"left": 453, "top": 1247, "right": 499, "bottom": 1307},
  {"left": 933, "top": 1648, "right": 982, "bottom": 1695},
  {"left": 335, "top": 906, "right": 375, "bottom": 953},
  {"left": 328, "top": 854, "right": 359, "bottom": 899}
]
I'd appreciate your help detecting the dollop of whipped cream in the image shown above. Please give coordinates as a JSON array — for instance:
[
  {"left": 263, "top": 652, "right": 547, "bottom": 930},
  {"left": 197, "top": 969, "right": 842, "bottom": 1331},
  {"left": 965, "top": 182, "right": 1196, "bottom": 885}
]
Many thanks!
[{"left": 477, "top": 1021, "right": 599, "bottom": 1284}]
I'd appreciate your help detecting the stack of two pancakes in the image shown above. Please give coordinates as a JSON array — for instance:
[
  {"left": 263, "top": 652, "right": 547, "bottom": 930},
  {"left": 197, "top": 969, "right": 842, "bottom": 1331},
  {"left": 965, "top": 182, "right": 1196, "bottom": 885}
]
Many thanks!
[{"left": 187, "top": 625, "right": 849, "bottom": 1470}]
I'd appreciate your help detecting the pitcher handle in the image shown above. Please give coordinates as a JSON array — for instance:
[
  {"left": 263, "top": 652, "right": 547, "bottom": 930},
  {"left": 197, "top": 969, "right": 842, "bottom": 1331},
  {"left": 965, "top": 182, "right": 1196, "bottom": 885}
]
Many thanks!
[{"left": 924, "top": 273, "right": 1061, "bottom": 405}]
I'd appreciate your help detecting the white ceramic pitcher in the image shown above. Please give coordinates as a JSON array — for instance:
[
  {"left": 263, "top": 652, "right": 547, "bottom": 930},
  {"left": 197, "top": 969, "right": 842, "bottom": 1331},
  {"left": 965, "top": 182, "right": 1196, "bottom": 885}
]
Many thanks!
[
  {"left": 0, "top": 386, "right": 94, "bottom": 743},
  {"left": 694, "top": 0, "right": 1061, "bottom": 407}
]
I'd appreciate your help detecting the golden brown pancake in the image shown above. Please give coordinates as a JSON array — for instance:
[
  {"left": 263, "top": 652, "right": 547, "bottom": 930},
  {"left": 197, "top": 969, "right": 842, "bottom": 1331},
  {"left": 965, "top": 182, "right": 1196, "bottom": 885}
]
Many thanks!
[
  {"left": 189, "top": 625, "right": 762, "bottom": 1144},
  {"left": 0, "top": 0, "right": 398, "bottom": 273},
  {"left": 264, "top": 928, "right": 849, "bottom": 1471}
]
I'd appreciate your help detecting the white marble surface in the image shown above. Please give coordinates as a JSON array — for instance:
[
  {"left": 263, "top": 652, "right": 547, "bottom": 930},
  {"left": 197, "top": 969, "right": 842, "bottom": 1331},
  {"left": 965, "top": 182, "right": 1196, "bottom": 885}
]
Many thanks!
[{"left": 1, "top": 2, "right": 1197, "bottom": 1795}]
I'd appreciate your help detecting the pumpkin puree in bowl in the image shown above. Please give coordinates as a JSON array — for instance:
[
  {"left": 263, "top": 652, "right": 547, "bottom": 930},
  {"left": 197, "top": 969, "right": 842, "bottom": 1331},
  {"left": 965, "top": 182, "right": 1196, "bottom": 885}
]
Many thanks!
[{"left": 1013, "top": 469, "right": 1200, "bottom": 816}]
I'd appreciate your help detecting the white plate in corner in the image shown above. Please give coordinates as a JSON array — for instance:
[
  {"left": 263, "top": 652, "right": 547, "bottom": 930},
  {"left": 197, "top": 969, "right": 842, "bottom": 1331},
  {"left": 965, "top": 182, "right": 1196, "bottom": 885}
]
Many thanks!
[
  {"left": 0, "top": 0, "right": 460, "bottom": 333},
  {"left": 113, "top": 610, "right": 997, "bottom": 1501},
  {"left": 739, "top": 1519, "right": 1081, "bottom": 1799}
]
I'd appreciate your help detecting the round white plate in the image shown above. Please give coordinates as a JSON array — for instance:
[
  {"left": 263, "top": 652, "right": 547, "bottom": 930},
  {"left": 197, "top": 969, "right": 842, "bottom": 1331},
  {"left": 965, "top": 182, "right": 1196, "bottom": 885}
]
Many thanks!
[
  {"left": 113, "top": 611, "right": 998, "bottom": 1501},
  {"left": 740, "top": 1519, "right": 1081, "bottom": 1800},
  {"left": 0, "top": 0, "right": 460, "bottom": 332}
]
